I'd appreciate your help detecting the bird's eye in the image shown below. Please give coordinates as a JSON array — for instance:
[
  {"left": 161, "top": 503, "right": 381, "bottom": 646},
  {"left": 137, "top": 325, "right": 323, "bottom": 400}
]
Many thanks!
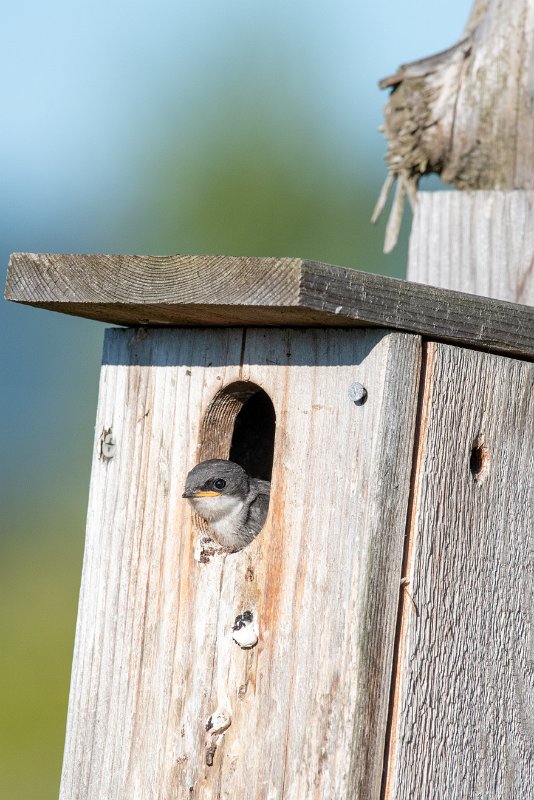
[{"left": 213, "top": 478, "right": 226, "bottom": 491}]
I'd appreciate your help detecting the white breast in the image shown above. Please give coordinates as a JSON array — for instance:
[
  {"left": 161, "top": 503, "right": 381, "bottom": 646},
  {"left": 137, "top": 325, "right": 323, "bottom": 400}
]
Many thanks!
[{"left": 190, "top": 494, "right": 246, "bottom": 548}]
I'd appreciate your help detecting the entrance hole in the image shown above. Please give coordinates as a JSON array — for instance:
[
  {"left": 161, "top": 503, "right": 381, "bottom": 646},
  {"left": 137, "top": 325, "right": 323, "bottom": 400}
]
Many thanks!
[{"left": 199, "top": 381, "right": 275, "bottom": 481}]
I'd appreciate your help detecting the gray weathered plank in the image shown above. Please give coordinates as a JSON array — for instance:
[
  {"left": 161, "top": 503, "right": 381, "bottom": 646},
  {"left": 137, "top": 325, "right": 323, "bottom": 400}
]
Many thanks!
[
  {"left": 59, "top": 326, "right": 421, "bottom": 799},
  {"left": 385, "top": 342, "right": 534, "bottom": 799},
  {"left": 299, "top": 261, "right": 534, "bottom": 359},
  {"left": 5, "top": 252, "right": 534, "bottom": 359},
  {"left": 408, "top": 191, "right": 534, "bottom": 306}
]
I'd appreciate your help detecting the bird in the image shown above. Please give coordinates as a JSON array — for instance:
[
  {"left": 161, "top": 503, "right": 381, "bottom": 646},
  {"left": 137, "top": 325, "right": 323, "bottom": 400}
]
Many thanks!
[{"left": 182, "top": 459, "right": 270, "bottom": 551}]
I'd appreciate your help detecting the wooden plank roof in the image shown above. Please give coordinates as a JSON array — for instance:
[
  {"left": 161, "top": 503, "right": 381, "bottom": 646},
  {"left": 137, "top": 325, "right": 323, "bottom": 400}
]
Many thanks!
[{"left": 5, "top": 253, "right": 534, "bottom": 358}]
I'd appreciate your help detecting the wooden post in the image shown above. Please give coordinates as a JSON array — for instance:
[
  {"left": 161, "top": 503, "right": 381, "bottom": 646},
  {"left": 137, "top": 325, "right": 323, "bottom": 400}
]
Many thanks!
[
  {"left": 408, "top": 191, "right": 534, "bottom": 305},
  {"left": 376, "top": 0, "right": 534, "bottom": 305},
  {"left": 374, "top": 3, "right": 534, "bottom": 795},
  {"left": 5, "top": 255, "right": 534, "bottom": 798}
]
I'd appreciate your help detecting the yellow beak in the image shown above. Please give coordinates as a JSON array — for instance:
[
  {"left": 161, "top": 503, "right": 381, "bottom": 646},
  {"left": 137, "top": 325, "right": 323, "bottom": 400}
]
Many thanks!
[{"left": 192, "top": 490, "right": 221, "bottom": 497}]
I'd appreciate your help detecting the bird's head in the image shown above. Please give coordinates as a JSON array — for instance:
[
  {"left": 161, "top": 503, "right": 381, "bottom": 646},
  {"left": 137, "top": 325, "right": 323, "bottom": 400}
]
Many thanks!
[{"left": 182, "top": 459, "right": 250, "bottom": 506}]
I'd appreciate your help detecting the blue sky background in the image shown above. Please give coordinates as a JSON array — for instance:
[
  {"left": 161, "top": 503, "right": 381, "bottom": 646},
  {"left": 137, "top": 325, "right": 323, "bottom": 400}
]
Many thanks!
[{"left": 1, "top": 2, "right": 470, "bottom": 796}]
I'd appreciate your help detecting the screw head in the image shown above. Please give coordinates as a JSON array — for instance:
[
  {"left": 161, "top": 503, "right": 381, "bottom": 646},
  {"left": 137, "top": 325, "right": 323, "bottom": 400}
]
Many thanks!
[
  {"left": 101, "top": 431, "right": 116, "bottom": 459},
  {"left": 348, "top": 382, "right": 368, "bottom": 405}
]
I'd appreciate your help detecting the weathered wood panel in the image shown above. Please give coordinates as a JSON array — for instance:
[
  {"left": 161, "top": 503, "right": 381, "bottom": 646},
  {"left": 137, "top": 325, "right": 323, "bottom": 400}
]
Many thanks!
[
  {"left": 5, "top": 253, "right": 534, "bottom": 358},
  {"left": 386, "top": 342, "right": 534, "bottom": 799},
  {"left": 408, "top": 191, "right": 534, "bottom": 305},
  {"left": 59, "top": 327, "right": 421, "bottom": 800}
]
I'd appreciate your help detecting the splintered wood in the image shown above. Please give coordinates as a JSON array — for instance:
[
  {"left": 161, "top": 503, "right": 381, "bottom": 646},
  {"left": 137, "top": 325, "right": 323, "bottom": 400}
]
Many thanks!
[{"left": 59, "top": 327, "right": 421, "bottom": 800}]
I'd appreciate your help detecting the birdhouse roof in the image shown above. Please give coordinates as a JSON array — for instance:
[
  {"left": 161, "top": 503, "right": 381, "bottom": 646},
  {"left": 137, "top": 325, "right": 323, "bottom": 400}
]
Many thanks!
[{"left": 5, "top": 253, "right": 534, "bottom": 358}]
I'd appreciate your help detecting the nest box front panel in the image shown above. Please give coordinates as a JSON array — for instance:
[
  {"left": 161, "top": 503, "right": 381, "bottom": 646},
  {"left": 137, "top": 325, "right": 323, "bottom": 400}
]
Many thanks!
[{"left": 60, "top": 327, "right": 421, "bottom": 800}]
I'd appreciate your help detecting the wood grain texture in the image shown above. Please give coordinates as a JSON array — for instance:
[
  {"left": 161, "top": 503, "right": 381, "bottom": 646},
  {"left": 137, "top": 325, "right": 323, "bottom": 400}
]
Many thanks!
[
  {"left": 379, "top": 0, "right": 534, "bottom": 190},
  {"left": 5, "top": 253, "right": 534, "bottom": 359},
  {"left": 408, "top": 191, "right": 534, "bottom": 306},
  {"left": 386, "top": 342, "right": 534, "bottom": 799},
  {"left": 59, "top": 326, "right": 421, "bottom": 800},
  {"left": 375, "top": 0, "right": 534, "bottom": 249}
]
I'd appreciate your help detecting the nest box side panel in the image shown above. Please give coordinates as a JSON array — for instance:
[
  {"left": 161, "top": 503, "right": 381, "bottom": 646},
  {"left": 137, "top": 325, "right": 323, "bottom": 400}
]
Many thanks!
[
  {"left": 59, "top": 327, "right": 422, "bottom": 800},
  {"left": 387, "top": 343, "right": 534, "bottom": 799}
]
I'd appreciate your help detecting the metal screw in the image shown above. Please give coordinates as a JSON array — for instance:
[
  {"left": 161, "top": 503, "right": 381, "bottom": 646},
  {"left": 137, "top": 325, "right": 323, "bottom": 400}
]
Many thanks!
[
  {"left": 101, "top": 431, "right": 116, "bottom": 459},
  {"left": 348, "top": 382, "right": 368, "bottom": 405}
]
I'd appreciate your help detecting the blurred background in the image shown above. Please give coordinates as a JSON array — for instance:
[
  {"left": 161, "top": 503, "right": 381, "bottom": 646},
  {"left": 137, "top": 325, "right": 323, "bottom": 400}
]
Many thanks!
[{"left": 1, "top": 1, "right": 469, "bottom": 796}]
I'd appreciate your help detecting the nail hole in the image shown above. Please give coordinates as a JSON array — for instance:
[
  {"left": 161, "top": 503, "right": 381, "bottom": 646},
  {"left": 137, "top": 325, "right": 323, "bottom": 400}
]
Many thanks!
[{"left": 469, "top": 434, "right": 490, "bottom": 482}]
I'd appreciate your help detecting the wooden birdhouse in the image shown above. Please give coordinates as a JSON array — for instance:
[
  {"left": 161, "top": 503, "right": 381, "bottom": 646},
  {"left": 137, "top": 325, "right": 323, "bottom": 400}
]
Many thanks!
[{"left": 5, "top": 254, "right": 533, "bottom": 799}]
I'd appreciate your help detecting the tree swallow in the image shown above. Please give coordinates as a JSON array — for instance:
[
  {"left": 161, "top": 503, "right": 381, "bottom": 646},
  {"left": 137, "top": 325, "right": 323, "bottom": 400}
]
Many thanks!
[{"left": 182, "top": 459, "right": 270, "bottom": 551}]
